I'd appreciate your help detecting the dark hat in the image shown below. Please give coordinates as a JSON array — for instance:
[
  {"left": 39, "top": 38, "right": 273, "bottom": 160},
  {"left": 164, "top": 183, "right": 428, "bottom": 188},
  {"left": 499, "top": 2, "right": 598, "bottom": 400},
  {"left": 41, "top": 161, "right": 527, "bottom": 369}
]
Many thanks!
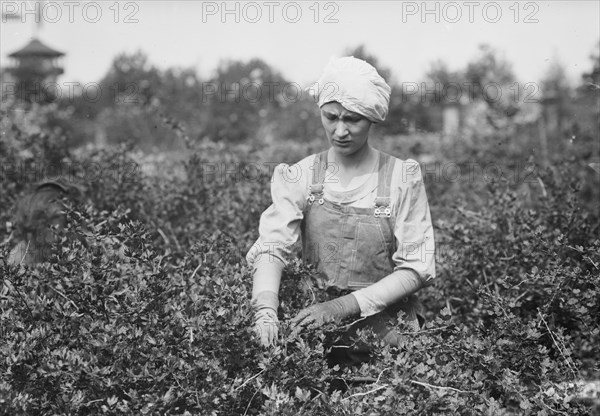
[{"left": 35, "top": 178, "right": 86, "bottom": 202}]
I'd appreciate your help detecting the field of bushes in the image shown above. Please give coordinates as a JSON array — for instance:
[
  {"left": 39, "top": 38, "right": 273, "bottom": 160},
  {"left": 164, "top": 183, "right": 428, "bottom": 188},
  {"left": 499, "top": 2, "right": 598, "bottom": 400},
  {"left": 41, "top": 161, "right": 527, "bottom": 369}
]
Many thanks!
[{"left": 1, "top": 97, "right": 599, "bottom": 415}]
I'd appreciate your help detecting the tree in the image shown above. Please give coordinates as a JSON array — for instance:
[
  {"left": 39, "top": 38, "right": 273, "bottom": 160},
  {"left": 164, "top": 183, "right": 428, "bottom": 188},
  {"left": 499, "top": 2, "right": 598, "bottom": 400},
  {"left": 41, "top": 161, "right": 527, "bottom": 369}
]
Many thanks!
[
  {"left": 571, "top": 42, "right": 600, "bottom": 147},
  {"left": 464, "top": 44, "right": 520, "bottom": 125},
  {"left": 581, "top": 41, "right": 600, "bottom": 90},
  {"left": 541, "top": 61, "right": 571, "bottom": 97},
  {"left": 204, "top": 58, "right": 289, "bottom": 142},
  {"left": 465, "top": 44, "right": 515, "bottom": 91},
  {"left": 425, "top": 59, "right": 465, "bottom": 105},
  {"left": 98, "top": 50, "right": 163, "bottom": 109}
]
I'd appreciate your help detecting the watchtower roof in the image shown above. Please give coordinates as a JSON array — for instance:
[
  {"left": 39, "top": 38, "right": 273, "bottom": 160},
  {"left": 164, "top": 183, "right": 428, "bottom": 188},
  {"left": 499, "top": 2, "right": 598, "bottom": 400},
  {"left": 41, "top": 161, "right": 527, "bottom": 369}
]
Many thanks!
[{"left": 8, "top": 38, "right": 64, "bottom": 58}]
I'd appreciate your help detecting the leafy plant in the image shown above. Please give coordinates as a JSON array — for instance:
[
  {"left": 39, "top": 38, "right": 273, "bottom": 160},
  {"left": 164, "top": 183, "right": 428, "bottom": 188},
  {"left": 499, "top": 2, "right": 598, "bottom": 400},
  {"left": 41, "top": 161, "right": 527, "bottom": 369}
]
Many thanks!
[{"left": 1, "top": 96, "right": 598, "bottom": 415}]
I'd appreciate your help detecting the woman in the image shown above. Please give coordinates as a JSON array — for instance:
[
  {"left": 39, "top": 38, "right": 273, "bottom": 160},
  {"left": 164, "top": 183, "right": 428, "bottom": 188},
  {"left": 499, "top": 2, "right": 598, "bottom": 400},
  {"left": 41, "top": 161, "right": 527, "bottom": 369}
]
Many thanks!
[
  {"left": 7, "top": 179, "right": 125, "bottom": 266},
  {"left": 246, "top": 57, "right": 436, "bottom": 355},
  {"left": 8, "top": 179, "right": 81, "bottom": 266}
]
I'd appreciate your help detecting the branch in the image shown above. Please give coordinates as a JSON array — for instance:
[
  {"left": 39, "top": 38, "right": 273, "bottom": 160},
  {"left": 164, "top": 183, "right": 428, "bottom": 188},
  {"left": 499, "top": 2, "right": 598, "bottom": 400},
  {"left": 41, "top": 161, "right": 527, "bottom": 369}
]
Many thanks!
[
  {"left": 48, "top": 286, "right": 79, "bottom": 311},
  {"left": 235, "top": 369, "right": 265, "bottom": 391},
  {"left": 393, "top": 325, "right": 452, "bottom": 336},
  {"left": 539, "top": 399, "right": 570, "bottom": 416},
  {"left": 19, "top": 240, "right": 31, "bottom": 266},
  {"left": 243, "top": 388, "right": 260, "bottom": 416},
  {"left": 0, "top": 231, "right": 13, "bottom": 247},
  {"left": 409, "top": 379, "right": 474, "bottom": 394},
  {"left": 538, "top": 310, "right": 578, "bottom": 378},
  {"left": 373, "top": 368, "right": 386, "bottom": 383},
  {"left": 583, "top": 255, "right": 598, "bottom": 270},
  {"left": 157, "top": 227, "right": 170, "bottom": 246},
  {"left": 341, "top": 368, "right": 391, "bottom": 385},
  {"left": 342, "top": 384, "right": 388, "bottom": 401},
  {"left": 190, "top": 262, "right": 202, "bottom": 280}
]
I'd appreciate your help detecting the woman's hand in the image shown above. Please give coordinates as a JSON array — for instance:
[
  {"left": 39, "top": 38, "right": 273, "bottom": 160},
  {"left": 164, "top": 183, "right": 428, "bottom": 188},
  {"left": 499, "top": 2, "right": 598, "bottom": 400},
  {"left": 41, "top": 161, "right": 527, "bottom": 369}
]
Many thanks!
[
  {"left": 254, "top": 307, "right": 279, "bottom": 347},
  {"left": 252, "top": 290, "right": 279, "bottom": 347},
  {"left": 291, "top": 294, "right": 360, "bottom": 331}
]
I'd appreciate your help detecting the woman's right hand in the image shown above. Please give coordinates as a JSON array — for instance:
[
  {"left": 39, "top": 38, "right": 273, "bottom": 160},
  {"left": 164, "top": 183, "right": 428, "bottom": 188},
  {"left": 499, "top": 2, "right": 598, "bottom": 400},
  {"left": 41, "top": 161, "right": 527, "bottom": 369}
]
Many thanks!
[
  {"left": 254, "top": 307, "right": 279, "bottom": 347},
  {"left": 251, "top": 290, "right": 280, "bottom": 347}
]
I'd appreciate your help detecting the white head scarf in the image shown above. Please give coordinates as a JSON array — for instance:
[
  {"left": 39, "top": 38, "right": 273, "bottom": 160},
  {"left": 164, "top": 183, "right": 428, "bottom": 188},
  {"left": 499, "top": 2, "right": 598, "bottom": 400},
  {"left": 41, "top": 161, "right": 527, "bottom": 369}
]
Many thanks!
[{"left": 308, "top": 56, "right": 391, "bottom": 123}]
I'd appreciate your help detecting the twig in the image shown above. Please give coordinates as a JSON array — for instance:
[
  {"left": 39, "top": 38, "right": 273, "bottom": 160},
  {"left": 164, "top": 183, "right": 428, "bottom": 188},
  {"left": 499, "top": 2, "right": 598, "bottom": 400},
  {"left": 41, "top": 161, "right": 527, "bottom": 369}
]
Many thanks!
[
  {"left": 19, "top": 240, "right": 31, "bottom": 266},
  {"left": 338, "top": 368, "right": 392, "bottom": 401},
  {"left": 303, "top": 277, "right": 316, "bottom": 304},
  {"left": 342, "top": 384, "right": 388, "bottom": 401},
  {"left": 482, "top": 268, "right": 490, "bottom": 288},
  {"left": 166, "top": 223, "right": 182, "bottom": 252},
  {"left": 95, "top": 220, "right": 108, "bottom": 228},
  {"left": 344, "top": 368, "right": 391, "bottom": 385},
  {"left": 194, "top": 389, "right": 200, "bottom": 408},
  {"left": 565, "top": 245, "right": 583, "bottom": 253},
  {"left": 4, "top": 276, "right": 34, "bottom": 319},
  {"left": 157, "top": 227, "right": 170, "bottom": 246},
  {"left": 539, "top": 399, "right": 569, "bottom": 416},
  {"left": 537, "top": 176, "right": 548, "bottom": 198},
  {"left": 235, "top": 369, "right": 265, "bottom": 391},
  {"left": 173, "top": 376, "right": 185, "bottom": 391},
  {"left": 190, "top": 263, "right": 202, "bottom": 280},
  {"left": 409, "top": 379, "right": 474, "bottom": 394},
  {"left": 84, "top": 399, "right": 104, "bottom": 406},
  {"left": 396, "top": 325, "right": 451, "bottom": 336},
  {"left": 0, "top": 231, "right": 13, "bottom": 246},
  {"left": 343, "top": 376, "right": 377, "bottom": 383},
  {"left": 513, "top": 290, "right": 530, "bottom": 303},
  {"left": 538, "top": 310, "right": 577, "bottom": 378},
  {"left": 48, "top": 286, "right": 79, "bottom": 310},
  {"left": 375, "top": 367, "right": 390, "bottom": 385},
  {"left": 243, "top": 388, "right": 260, "bottom": 416},
  {"left": 583, "top": 256, "right": 598, "bottom": 270},
  {"left": 342, "top": 316, "right": 368, "bottom": 329},
  {"left": 310, "top": 387, "right": 324, "bottom": 402},
  {"left": 546, "top": 274, "right": 570, "bottom": 311}
]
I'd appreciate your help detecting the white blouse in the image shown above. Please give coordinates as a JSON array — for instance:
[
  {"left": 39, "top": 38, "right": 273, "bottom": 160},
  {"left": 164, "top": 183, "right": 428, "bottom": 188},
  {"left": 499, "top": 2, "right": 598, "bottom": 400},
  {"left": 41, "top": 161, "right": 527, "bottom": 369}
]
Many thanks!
[{"left": 246, "top": 149, "right": 436, "bottom": 285}]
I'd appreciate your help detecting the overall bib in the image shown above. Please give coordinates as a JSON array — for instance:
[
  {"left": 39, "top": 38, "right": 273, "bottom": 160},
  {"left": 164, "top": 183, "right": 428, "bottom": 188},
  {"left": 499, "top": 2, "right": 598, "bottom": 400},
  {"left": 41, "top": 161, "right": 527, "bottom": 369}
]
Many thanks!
[{"left": 300, "top": 150, "right": 423, "bottom": 362}]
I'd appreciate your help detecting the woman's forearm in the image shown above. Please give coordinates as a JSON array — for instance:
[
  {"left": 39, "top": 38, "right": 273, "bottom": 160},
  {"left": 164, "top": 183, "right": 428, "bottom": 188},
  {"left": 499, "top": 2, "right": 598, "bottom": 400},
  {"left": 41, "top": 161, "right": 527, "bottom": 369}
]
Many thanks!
[
  {"left": 251, "top": 255, "right": 284, "bottom": 299},
  {"left": 351, "top": 268, "right": 423, "bottom": 317}
]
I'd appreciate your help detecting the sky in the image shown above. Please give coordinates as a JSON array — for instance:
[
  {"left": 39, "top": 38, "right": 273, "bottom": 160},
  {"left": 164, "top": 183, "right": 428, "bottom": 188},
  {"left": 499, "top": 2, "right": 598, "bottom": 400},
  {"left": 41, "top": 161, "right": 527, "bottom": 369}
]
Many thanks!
[{"left": 1, "top": 1, "right": 599, "bottom": 89}]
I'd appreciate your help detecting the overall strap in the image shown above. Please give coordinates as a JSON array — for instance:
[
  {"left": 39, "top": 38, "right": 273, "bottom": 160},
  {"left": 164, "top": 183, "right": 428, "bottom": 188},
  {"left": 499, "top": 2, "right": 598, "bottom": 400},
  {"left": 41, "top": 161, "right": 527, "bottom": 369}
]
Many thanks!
[
  {"left": 374, "top": 152, "right": 395, "bottom": 217},
  {"left": 311, "top": 150, "right": 329, "bottom": 186},
  {"left": 308, "top": 150, "right": 328, "bottom": 204}
]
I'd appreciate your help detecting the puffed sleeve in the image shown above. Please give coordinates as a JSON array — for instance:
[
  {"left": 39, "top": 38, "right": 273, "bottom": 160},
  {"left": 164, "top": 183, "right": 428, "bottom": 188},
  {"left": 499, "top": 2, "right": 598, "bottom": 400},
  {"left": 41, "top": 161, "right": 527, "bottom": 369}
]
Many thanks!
[
  {"left": 246, "top": 161, "right": 308, "bottom": 270},
  {"left": 392, "top": 159, "right": 436, "bottom": 285}
]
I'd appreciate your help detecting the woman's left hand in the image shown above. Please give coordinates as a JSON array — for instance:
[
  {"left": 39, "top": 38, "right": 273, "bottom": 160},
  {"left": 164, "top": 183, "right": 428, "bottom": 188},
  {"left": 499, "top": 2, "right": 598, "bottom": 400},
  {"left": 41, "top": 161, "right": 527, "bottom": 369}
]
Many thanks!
[{"left": 291, "top": 294, "right": 360, "bottom": 331}]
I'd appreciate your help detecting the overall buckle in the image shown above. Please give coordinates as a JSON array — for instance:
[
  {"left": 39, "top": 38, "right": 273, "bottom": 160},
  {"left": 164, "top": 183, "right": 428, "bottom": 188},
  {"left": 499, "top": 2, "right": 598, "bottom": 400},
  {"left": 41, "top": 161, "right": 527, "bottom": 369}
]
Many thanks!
[
  {"left": 308, "top": 184, "right": 324, "bottom": 205},
  {"left": 374, "top": 197, "right": 392, "bottom": 218}
]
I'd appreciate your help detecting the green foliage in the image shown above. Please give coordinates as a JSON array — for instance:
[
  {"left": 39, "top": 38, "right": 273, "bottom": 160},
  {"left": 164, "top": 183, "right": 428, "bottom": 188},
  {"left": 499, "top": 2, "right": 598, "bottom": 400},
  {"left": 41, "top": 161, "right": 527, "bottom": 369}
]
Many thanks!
[{"left": 1, "top": 98, "right": 599, "bottom": 415}]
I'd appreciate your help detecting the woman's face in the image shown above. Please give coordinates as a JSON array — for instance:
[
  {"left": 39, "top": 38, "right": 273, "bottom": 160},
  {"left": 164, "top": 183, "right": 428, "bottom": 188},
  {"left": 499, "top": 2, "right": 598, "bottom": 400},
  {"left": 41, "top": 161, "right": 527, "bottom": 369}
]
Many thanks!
[{"left": 320, "top": 102, "right": 372, "bottom": 158}]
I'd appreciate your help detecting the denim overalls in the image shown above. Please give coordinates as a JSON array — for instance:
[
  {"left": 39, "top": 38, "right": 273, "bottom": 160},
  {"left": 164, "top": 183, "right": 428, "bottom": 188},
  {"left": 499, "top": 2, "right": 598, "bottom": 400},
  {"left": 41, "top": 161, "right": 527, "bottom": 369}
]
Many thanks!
[{"left": 300, "top": 150, "right": 423, "bottom": 352}]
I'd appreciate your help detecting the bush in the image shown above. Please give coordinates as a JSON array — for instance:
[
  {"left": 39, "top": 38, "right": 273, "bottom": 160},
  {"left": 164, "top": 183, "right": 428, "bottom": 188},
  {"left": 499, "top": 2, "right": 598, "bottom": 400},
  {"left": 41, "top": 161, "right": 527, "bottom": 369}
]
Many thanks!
[{"left": 1, "top": 100, "right": 598, "bottom": 415}]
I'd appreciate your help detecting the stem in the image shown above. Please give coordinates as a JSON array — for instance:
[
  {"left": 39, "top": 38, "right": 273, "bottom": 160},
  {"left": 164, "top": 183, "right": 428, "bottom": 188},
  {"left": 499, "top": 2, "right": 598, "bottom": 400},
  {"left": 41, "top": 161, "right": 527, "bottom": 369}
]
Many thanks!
[{"left": 409, "top": 379, "right": 474, "bottom": 394}]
